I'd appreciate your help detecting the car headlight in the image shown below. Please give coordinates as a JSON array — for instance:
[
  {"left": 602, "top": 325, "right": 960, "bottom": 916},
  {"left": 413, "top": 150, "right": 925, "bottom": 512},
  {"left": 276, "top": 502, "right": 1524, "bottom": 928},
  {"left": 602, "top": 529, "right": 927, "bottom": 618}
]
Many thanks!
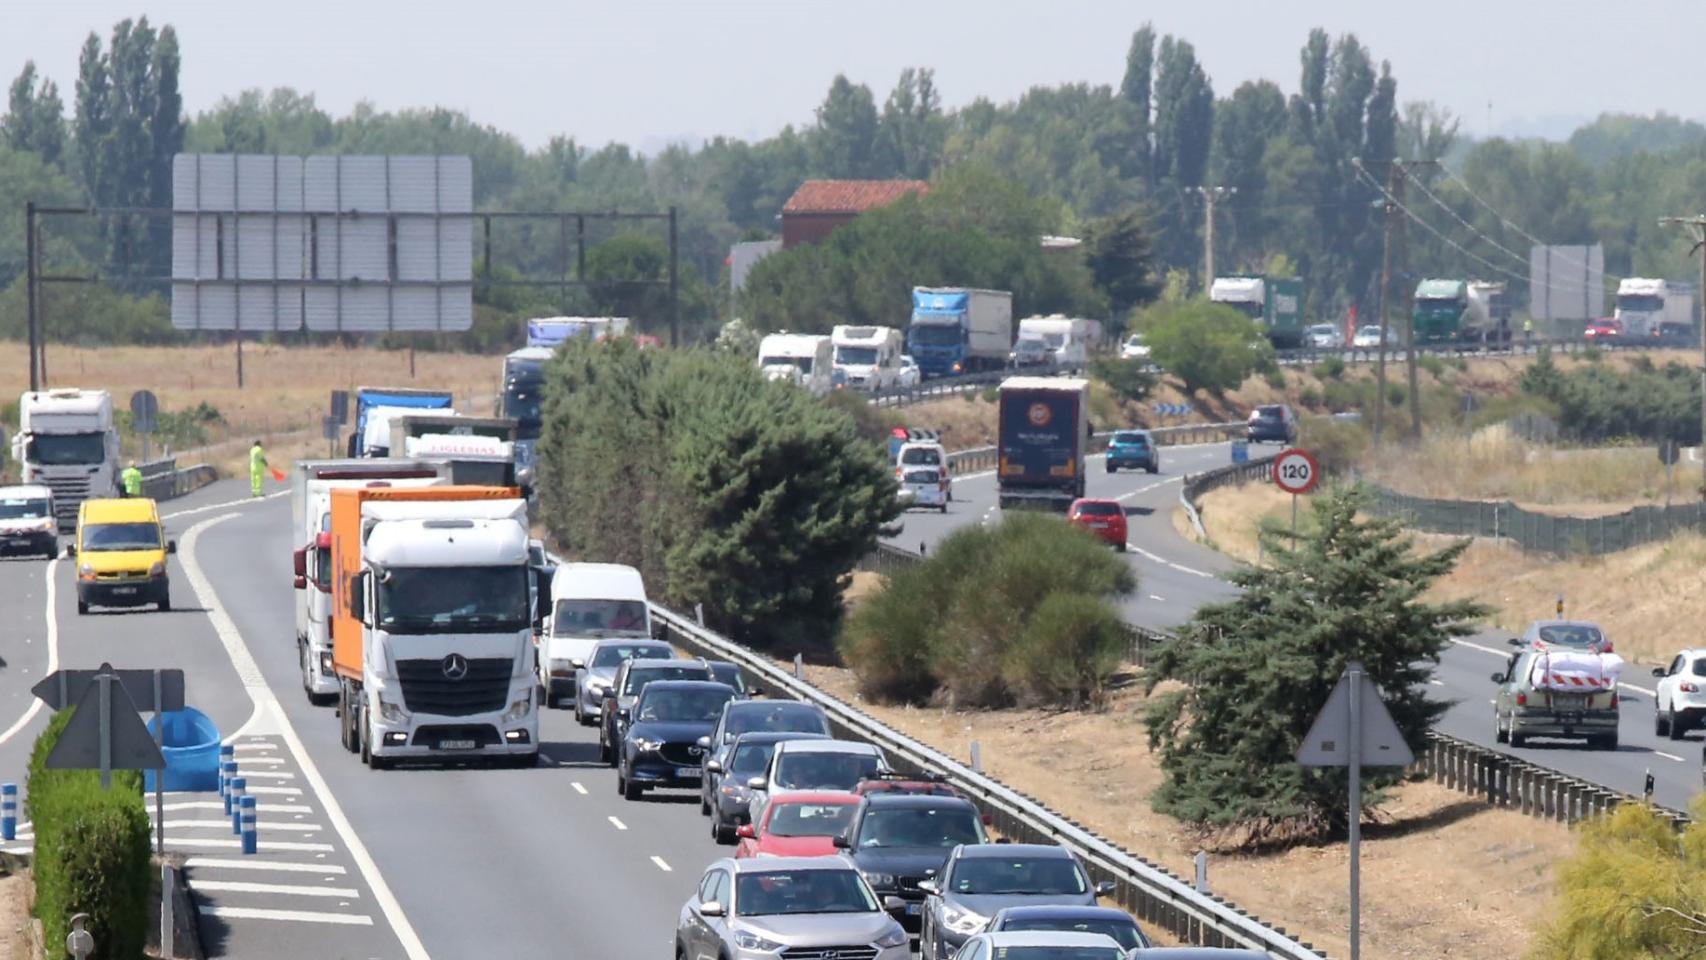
[
  {"left": 36, "top": 518, "right": 54, "bottom": 532},
  {"left": 148, "top": 561, "right": 165, "bottom": 577},
  {"left": 633, "top": 737, "right": 664, "bottom": 753},
  {"left": 586, "top": 681, "right": 608, "bottom": 697},
  {"left": 501, "top": 696, "right": 532, "bottom": 723},
  {"left": 378, "top": 697, "right": 407, "bottom": 723},
  {"left": 942, "top": 904, "right": 988, "bottom": 934},
  {"left": 78, "top": 563, "right": 94, "bottom": 577},
  {"left": 861, "top": 870, "right": 895, "bottom": 888},
  {"left": 875, "top": 924, "right": 909, "bottom": 948},
  {"left": 719, "top": 783, "right": 748, "bottom": 798},
  {"left": 733, "top": 929, "right": 785, "bottom": 952}
]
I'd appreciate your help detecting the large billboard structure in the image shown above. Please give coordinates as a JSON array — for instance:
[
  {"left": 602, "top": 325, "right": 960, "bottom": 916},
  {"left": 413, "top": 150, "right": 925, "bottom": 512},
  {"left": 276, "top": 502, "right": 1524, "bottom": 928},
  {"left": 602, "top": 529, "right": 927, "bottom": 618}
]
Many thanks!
[
  {"left": 171, "top": 154, "right": 474, "bottom": 332},
  {"left": 1528, "top": 243, "right": 1605, "bottom": 324}
]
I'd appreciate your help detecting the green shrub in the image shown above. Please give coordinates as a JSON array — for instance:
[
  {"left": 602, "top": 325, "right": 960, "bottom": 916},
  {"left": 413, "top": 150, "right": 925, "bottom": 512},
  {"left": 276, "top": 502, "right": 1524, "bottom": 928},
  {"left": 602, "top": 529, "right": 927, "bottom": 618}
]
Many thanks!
[
  {"left": 1417, "top": 354, "right": 1447, "bottom": 379},
  {"left": 1297, "top": 387, "right": 1323, "bottom": 409},
  {"left": 1386, "top": 384, "right": 1406, "bottom": 407},
  {"left": 1311, "top": 356, "right": 1346, "bottom": 380},
  {"left": 841, "top": 513, "right": 1135, "bottom": 708},
  {"left": 27, "top": 708, "right": 151, "bottom": 960},
  {"left": 1297, "top": 418, "right": 1370, "bottom": 475},
  {"left": 1091, "top": 356, "right": 1156, "bottom": 404},
  {"left": 823, "top": 389, "right": 905, "bottom": 446},
  {"left": 1139, "top": 300, "right": 1268, "bottom": 395}
]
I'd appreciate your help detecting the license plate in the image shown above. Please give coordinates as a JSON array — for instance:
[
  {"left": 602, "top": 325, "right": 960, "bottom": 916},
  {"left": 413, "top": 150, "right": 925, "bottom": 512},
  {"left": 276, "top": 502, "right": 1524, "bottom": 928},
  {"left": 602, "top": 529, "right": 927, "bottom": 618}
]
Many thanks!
[
  {"left": 111, "top": 586, "right": 137, "bottom": 596},
  {"left": 906, "top": 903, "right": 921, "bottom": 916},
  {"left": 1557, "top": 712, "right": 1583, "bottom": 725},
  {"left": 677, "top": 768, "right": 700, "bottom": 780},
  {"left": 1553, "top": 694, "right": 1586, "bottom": 708},
  {"left": 437, "top": 739, "right": 476, "bottom": 750},
  {"left": 1088, "top": 522, "right": 1108, "bottom": 529}
]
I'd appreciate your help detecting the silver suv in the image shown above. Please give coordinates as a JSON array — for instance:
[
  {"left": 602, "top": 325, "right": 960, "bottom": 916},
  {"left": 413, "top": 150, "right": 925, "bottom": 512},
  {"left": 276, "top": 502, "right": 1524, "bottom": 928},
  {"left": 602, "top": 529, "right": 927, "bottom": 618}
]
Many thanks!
[{"left": 677, "top": 856, "right": 911, "bottom": 960}]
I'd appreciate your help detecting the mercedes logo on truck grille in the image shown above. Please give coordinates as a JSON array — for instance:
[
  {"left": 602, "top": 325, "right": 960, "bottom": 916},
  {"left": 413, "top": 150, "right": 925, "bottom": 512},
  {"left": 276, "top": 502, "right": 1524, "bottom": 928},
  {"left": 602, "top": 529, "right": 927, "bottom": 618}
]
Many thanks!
[{"left": 441, "top": 654, "right": 470, "bottom": 681}]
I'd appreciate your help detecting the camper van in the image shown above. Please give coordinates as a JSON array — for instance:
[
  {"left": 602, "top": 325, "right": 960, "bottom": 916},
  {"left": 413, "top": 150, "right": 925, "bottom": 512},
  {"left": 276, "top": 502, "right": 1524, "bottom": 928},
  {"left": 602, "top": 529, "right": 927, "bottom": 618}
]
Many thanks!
[
  {"left": 757, "top": 334, "right": 835, "bottom": 396},
  {"left": 830, "top": 325, "right": 905, "bottom": 392}
]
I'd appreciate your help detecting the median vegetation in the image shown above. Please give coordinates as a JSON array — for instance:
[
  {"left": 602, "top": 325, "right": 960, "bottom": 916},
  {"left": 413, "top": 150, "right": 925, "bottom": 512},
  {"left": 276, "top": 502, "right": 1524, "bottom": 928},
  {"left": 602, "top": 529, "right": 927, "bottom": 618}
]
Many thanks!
[
  {"left": 1144, "top": 489, "right": 1485, "bottom": 847},
  {"left": 840, "top": 513, "right": 1136, "bottom": 708},
  {"left": 26, "top": 709, "right": 152, "bottom": 960},
  {"left": 535, "top": 339, "right": 899, "bottom": 654}
]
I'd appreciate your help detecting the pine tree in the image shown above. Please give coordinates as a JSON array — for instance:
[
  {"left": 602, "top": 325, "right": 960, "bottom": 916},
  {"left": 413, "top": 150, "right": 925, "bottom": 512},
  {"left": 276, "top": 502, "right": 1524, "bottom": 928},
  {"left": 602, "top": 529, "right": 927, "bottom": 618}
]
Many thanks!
[{"left": 1143, "top": 488, "right": 1486, "bottom": 845}]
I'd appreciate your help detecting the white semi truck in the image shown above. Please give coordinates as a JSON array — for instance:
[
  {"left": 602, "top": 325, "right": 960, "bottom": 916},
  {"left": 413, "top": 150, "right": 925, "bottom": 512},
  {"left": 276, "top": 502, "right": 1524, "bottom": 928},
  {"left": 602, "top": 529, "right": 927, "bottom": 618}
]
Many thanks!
[
  {"left": 11, "top": 389, "right": 121, "bottom": 529},
  {"left": 830, "top": 325, "right": 905, "bottom": 392},
  {"left": 1615, "top": 278, "right": 1695, "bottom": 339}
]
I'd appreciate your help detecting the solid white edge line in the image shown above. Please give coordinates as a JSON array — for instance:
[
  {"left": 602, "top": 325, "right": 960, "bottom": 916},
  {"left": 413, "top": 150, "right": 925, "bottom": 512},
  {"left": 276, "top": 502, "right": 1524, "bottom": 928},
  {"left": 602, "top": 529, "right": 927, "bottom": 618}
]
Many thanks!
[
  {"left": 1655, "top": 751, "right": 1687, "bottom": 763},
  {"left": 161, "top": 489, "right": 288, "bottom": 522},
  {"left": 179, "top": 513, "right": 432, "bottom": 960},
  {"left": 0, "top": 556, "right": 59, "bottom": 747}
]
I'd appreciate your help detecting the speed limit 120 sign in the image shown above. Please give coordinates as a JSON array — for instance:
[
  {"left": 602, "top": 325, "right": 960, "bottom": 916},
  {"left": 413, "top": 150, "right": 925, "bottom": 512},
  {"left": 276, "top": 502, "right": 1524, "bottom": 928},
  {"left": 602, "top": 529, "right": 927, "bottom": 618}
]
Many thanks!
[{"left": 1273, "top": 448, "right": 1321, "bottom": 495}]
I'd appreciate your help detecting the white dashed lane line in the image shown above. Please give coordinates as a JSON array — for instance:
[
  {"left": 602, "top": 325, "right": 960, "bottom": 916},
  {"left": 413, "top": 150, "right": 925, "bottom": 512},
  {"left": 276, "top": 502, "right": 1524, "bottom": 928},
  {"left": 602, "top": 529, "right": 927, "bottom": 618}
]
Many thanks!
[
  {"left": 571, "top": 782, "right": 588, "bottom": 795},
  {"left": 1654, "top": 751, "right": 1688, "bottom": 763},
  {"left": 651, "top": 856, "right": 673, "bottom": 872},
  {"left": 608, "top": 816, "right": 628, "bottom": 831}
]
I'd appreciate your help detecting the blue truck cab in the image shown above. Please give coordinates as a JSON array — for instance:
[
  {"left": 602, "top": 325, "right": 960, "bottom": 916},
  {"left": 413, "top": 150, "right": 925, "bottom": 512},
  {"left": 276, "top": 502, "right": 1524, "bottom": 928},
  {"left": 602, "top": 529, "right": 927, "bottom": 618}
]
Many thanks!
[{"left": 906, "top": 287, "right": 1013, "bottom": 378}]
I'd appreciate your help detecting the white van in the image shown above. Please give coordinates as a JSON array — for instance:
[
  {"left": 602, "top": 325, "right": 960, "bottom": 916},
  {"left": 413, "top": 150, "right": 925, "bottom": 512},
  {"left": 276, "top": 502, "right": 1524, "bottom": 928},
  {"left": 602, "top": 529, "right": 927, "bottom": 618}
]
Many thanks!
[
  {"left": 758, "top": 334, "right": 835, "bottom": 397},
  {"left": 540, "top": 563, "right": 652, "bottom": 708},
  {"left": 830, "top": 324, "right": 905, "bottom": 392},
  {"left": 1017, "top": 315, "right": 1093, "bottom": 372}
]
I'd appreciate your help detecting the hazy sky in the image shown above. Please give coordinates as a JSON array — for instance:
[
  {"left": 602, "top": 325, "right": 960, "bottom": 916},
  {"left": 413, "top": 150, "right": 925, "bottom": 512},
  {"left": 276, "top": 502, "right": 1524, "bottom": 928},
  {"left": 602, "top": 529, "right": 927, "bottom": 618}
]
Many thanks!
[{"left": 7, "top": 1, "right": 1703, "bottom": 152}]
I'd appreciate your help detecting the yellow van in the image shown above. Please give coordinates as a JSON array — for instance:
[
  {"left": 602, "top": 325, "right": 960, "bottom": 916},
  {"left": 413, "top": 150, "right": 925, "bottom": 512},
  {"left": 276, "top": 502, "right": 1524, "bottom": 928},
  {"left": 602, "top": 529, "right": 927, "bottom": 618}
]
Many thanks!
[{"left": 70, "top": 497, "right": 174, "bottom": 614}]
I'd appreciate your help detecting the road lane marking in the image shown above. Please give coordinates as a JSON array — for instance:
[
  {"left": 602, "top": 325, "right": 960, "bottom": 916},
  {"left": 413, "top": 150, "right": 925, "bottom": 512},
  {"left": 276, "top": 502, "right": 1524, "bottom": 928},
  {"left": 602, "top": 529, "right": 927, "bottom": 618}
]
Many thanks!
[
  {"left": 229, "top": 770, "right": 297, "bottom": 780},
  {"left": 194, "top": 880, "right": 359, "bottom": 898},
  {"left": 1128, "top": 544, "right": 1215, "bottom": 578},
  {"left": 608, "top": 816, "right": 628, "bottom": 831},
  {"left": 1655, "top": 751, "right": 1687, "bottom": 763},
  {"left": 233, "top": 742, "right": 276, "bottom": 752},
  {"left": 186, "top": 857, "right": 346, "bottom": 875},
  {"left": 1148, "top": 594, "right": 1165, "bottom": 602},
  {"left": 1428, "top": 679, "right": 1445, "bottom": 686},
  {"left": 244, "top": 786, "right": 303, "bottom": 796},
  {"left": 198, "top": 905, "right": 373, "bottom": 926},
  {"left": 651, "top": 856, "right": 673, "bottom": 872},
  {"left": 155, "top": 819, "right": 324, "bottom": 832},
  {"left": 571, "top": 782, "right": 587, "bottom": 795},
  {"left": 0, "top": 557, "right": 60, "bottom": 747},
  {"left": 166, "top": 838, "right": 335, "bottom": 851},
  {"left": 162, "top": 801, "right": 308, "bottom": 815},
  {"left": 179, "top": 513, "right": 431, "bottom": 960},
  {"left": 1113, "top": 477, "right": 1180, "bottom": 503},
  {"left": 162, "top": 489, "right": 287, "bottom": 522}
]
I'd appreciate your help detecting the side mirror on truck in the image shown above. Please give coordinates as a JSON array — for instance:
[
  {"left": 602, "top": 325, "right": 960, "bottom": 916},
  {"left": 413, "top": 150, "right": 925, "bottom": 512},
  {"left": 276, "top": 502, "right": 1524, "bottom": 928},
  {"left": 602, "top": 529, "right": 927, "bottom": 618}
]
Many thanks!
[
  {"left": 349, "top": 571, "right": 367, "bottom": 622},
  {"left": 293, "top": 547, "right": 308, "bottom": 590}
]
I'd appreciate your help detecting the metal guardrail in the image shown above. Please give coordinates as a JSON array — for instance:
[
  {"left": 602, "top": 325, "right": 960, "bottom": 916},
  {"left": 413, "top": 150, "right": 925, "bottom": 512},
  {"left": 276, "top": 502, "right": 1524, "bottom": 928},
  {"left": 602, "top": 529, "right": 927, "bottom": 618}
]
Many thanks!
[
  {"left": 139, "top": 458, "right": 219, "bottom": 501},
  {"left": 946, "top": 423, "right": 1249, "bottom": 475},
  {"left": 1418, "top": 733, "right": 1688, "bottom": 828},
  {"left": 1271, "top": 332, "right": 1696, "bottom": 367},
  {"left": 648, "top": 601, "right": 1330, "bottom": 959}
]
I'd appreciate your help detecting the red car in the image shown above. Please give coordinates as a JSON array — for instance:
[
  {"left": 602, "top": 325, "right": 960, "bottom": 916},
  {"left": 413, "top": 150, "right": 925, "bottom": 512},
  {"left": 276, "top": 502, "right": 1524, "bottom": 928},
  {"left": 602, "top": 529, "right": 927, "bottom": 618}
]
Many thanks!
[
  {"left": 1584, "top": 318, "right": 1622, "bottom": 340},
  {"left": 1067, "top": 498, "right": 1128, "bottom": 552},
  {"left": 733, "top": 791, "right": 861, "bottom": 858}
]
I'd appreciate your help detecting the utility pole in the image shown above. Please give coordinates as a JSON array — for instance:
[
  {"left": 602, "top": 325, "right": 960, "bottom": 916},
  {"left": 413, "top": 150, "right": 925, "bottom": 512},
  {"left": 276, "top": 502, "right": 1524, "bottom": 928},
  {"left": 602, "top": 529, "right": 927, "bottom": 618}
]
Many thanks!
[
  {"left": 1190, "top": 185, "right": 1236, "bottom": 294},
  {"left": 1659, "top": 214, "right": 1706, "bottom": 497},
  {"left": 1359, "top": 158, "right": 1437, "bottom": 441},
  {"left": 1363, "top": 161, "right": 1396, "bottom": 443}
]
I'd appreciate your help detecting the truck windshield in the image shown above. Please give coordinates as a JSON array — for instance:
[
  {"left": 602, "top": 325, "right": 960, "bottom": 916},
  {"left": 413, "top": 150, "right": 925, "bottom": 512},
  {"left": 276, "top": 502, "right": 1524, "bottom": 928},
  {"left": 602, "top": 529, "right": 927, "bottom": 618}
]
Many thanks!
[
  {"left": 1618, "top": 294, "right": 1664, "bottom": 312},
  {"left": 835, "top": 347, "right": 878, "bottom": 365},
  {"left": 377, "top": 565, "right": 529, "bottom": 634},
  {"left": 82, "top": 523, "right": 161, "bottom": 552},
  {"left": 909, "top": 325, "right": 961, "bottom": 346},
  {"left": 26, "top": 433, "right": 105, "bottom": 465},
  {"left": 0, "top": 499, "right": 51, "bottom": 520},
  {"left": 553, "top": 598, "right": 649, "bottom": 637},
  {"left": 502, "top": 386, "right": 543, "bottom": 430},
  {"left": 1416, "top": 298, "right": 1463, "bottom": 312}
]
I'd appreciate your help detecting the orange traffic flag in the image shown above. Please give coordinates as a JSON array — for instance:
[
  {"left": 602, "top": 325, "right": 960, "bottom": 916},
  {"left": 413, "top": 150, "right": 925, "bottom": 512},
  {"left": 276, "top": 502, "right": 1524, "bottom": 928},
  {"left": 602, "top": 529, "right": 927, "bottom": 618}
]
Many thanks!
[{"left": 269, "top": 467, "right": 285, "bottom": 482}]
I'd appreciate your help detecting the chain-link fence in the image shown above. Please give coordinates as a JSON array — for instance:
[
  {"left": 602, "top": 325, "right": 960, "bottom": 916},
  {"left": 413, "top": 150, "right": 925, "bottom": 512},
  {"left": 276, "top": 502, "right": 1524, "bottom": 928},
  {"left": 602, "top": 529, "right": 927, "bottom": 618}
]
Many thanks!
[{"left": 1361, "top": 483, "right": 1706, "bottom": 556}]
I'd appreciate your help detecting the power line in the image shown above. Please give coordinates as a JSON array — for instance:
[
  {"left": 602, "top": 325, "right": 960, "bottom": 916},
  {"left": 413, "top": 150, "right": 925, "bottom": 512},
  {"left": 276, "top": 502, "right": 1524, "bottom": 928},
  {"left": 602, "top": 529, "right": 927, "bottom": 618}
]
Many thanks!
[
  {"left": 1406, "top": 173, "right": 1532, "bottom": 269},
  {"left": 1439, "top": 165, "right": 1600, "bottom": 277},
  {"left": 1353, "top": 163, "right": 1531, "bottom": 287}
]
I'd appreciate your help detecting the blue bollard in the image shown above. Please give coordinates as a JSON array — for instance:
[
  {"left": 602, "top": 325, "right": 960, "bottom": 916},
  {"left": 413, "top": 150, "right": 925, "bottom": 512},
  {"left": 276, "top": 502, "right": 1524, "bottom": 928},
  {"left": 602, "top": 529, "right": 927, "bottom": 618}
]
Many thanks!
[
  {"left": 229, "top": 777, "right": 246, "bottom": 835},
  {"left": 240, "top": 796, "right": 257, "bottom": 855},
  {"left": 1, "top": 783, "right": 15, "bottom": 841},
  {"left": 221, "top": 759, "right": 238, "bottom": 812}
]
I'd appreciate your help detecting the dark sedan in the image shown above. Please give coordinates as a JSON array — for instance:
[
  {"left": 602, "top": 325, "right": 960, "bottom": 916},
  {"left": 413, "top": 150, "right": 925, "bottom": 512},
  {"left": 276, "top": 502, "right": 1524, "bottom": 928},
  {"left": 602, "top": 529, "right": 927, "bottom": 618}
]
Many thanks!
[
  {"left": 705, "top": 731, "right": 832, "bottom": 844},
  {"left": 617, "top": 680, "right": 737, "bottom": 800},
  {"left": 836, "top": 794, "right": 988, "bottom": 932}
]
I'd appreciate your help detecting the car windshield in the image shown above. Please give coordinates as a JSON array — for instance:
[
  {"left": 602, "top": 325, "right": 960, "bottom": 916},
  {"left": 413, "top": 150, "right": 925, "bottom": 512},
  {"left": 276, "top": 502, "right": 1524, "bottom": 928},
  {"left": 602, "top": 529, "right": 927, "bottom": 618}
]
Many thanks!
[
  {"left": 1619, "top": 294, "right": 1663, "bottom": 312},
  {"left": 951, "top": 857, "right": 1088, "bottom": 896},
  {"left": 1111, "top": 432, "right": 1147, "bottom": 447},
  {"left": 910, "top": 325, "right": 961, "bottom": 346},
  {"left": 635, "top": 686, "right": 734, "bottom": 723},
  {"left": 730, "top": 742, "right": 776, "bottom": 776},
  {"left": 905, "top": 469, "right": 941, "bottom": 484},
  {"left": 1308, "top": 325, "right": 1336, "bottom": 335},
  {"left": 1357, "top": 327, "right": 1381, "bottom": 338},
  {"left": 1074, "top": 502, "right": 1121, "bottom": 517},
  {"left": 81, "top": 521, "right": 160, "bottom": 552},
  {"left": 502, "top": 387, "right": 543, "bottom": 428},
  {"left": 1042, "top": 334, "right": 1066, "bottom": 348},
  {"left": 762, "top": 355, "right": 814, "bottom": 374},
  {"left": 991, "top": 947, "right": 1123, "bottom": 960},
  {"left": 590, "top": 643, "right": 672, "bottom": 670},
  {"left": 0, "top": 498, "right": 52, "bottom": 520},
  {"left": 552, "top": 598, "right": 649, "bottom": 638},
  {"left": 767, "top": 802, "right": 857, "bottom": 838},
  {"left": 855, "top": 806, "right": 982, "bottom": 848},
  {"left": 900, "top": 447, "right": 942, "bottom": 466},
  {"left": 734, "top": 869, "right": 877, "bottom": 917},
  {"left": 999, "top": 918, "right": 1143, "bottom": 950},
  {"left": 1015, "top": 339, "right": 1047, "bottom": 353},
  {"left": 27, "top": 433, "right": 106, "bottom": 466},
  {"left": 622, "top": 665, "right": 710, "bottom": 696},
  {"left": 725, "top": 704, "right": 829, "bottom": 741},
  {"left": 774, "top": 752, "right": 883, "bottom": 790},
  {"left": 836, "top": 347, "right": 878, "bottom": 365},
  {"left": 377, "top": 565, "right": 529, "bottom": 634},
  {"left": 1535, "top": 624, "right": 1605, "bottom": 648}
]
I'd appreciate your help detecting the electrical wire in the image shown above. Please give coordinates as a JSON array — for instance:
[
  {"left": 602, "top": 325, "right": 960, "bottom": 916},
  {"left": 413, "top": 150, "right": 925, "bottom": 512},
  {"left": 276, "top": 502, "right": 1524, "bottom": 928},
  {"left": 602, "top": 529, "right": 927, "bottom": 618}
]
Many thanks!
[
  {"left": 1352, "top": 163, "right": 1532, "bottom": 287},
  {"left": 1439, "top": 165, "right": 1602, "bottom": 277},
  {"left": 1406, "top": 174, "right": 1533, "bottom": 268}
]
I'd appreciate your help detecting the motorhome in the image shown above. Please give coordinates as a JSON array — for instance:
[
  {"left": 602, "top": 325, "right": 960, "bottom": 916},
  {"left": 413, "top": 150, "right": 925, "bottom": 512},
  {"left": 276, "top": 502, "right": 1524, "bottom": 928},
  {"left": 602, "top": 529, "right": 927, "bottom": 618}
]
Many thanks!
[
  {"left": 830, "top": 325, "right": 905, "bottom": 392},
  {"left": 757, "top": 334, "right": 834, "bottom": 396}
]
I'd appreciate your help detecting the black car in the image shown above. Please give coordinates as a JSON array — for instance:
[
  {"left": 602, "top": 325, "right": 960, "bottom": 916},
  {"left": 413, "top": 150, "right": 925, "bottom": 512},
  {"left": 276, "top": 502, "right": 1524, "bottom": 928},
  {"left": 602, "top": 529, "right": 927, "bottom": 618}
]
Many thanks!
[
  {"left": 835, "top": 794, "right": 988, "bottom": 933},
  {"left": 705, "top": 730, "right": 831, "bottom": 844},
  {"left": 704, "top": 660, "right": 756, "bottom": 699},
  {"left": 1246, "top": 403, "right": 1297, "bottom": 444},
  {"left": 1009, "top": 338, "right": 1052, "bottom": 369},
  {"left": 599, "top": 658, "right": 713, "bottom": 764},
  {"left": 617, "top": 680, "right": 737, "bottom": 801}
]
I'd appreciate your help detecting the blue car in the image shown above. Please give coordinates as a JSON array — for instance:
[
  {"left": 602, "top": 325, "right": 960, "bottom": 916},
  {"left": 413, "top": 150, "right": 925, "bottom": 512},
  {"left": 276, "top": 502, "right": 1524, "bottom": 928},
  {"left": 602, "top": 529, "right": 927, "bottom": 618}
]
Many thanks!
[{"left": 1105, "top": 430, "right": 1159, "bottom": 474}]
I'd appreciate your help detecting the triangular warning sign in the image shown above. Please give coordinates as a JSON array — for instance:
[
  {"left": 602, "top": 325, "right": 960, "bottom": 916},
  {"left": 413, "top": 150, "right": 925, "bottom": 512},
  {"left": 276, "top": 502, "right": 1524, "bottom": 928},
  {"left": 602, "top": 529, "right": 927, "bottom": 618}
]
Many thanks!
[
  {"left": 1296, "top": 663, "right": 1415, "bottom": 768},
  {"left": 45, "top": 674, "right": 165, "bottom": 772}
]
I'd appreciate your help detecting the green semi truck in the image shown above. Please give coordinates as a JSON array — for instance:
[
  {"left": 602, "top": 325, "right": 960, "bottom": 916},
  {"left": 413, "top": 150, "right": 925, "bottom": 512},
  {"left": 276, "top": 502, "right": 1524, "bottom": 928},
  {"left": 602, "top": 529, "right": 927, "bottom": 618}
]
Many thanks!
[{"left": 1209, "top": 275, "right": 1305, "bottom": 348}]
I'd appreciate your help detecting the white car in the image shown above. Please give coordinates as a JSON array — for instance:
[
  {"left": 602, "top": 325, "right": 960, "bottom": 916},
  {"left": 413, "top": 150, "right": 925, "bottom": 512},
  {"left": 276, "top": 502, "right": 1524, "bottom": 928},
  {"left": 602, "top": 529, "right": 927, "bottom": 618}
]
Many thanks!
[
  {"left": 950, "top": 931, "right": 1126, "bottom": 960},
  {"left": 1653, "top": 649, "right": 1706, "bottom": 740},
  {"left": 1351, "top": 325, "right": 1395, "bottom": 349},
  {"left": 898, "top": 466, "right": 948, "bottom": 513},
  {"left": 1119, "top": 333, "right": 1150, "bottom": 360},
  {"left": 745, "top": 739, "right": 889, "bottom": 830},
  {"left": 1305, "top": 323, "right": 1344, "bottom": 349},
  {"left": 895, "top": 355, "right": 922, "bottom": 389}
]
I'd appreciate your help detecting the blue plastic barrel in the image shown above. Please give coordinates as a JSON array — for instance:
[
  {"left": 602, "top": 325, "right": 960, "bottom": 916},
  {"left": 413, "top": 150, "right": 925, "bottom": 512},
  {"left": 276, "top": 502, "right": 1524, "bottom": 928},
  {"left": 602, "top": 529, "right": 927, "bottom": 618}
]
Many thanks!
[{"left": 143, "top": 707, "right": 222, "bottom": 793}]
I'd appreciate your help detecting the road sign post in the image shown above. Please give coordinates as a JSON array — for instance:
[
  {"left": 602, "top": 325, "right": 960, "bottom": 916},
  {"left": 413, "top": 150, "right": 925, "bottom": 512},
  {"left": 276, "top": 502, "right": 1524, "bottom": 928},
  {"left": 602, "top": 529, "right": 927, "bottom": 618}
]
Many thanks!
[
  {"left": 130, "top": 390, "right": 159, "bottom": 463},
  {"left": 1273, "top": 448, "right": 1321, "bottom": 546},
  {"left": 1660, "top": 440, "right": 1680, "bottom": 506},
  {"left": 1297, "top": 661, "right": 1415, "bottom": 960}
]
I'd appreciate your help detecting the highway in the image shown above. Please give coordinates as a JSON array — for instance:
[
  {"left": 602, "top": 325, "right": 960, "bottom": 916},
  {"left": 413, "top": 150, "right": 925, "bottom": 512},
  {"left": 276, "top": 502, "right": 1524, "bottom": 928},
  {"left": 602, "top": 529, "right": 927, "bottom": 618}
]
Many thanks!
[
  {"left": 888, "top": 437, "right": 1706, "bottom": 815},
  {"left": 0, "top": 479, "right": 736, "bottom": 960}
]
